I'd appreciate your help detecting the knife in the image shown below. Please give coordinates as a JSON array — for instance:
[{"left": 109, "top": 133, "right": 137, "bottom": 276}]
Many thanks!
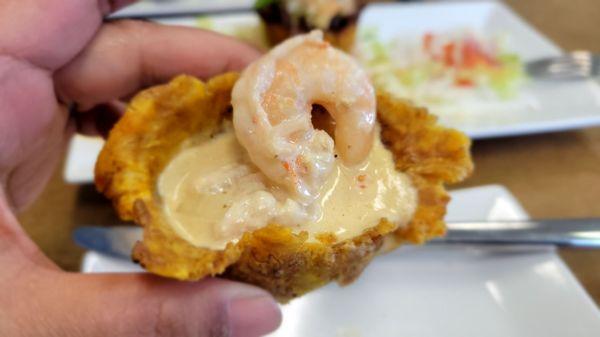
[
  {"left": 74, "top": 219, "right": 600, "bottom": 260},
  {"left": 108, "top": 1, "right": 253, "bottom": 20}
]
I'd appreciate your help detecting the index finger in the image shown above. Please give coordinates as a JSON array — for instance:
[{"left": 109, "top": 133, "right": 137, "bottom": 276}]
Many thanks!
[
  {"left": 54, "top": 20, "right": 261, "bottom": 110},
  {"left": 0, "top": 0, "right": 137, "bottom": 71}
]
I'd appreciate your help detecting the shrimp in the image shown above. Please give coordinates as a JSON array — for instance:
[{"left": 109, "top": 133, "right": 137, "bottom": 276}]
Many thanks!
[{"left": 232, "top": 30, "right": 376, "bottom": 203}]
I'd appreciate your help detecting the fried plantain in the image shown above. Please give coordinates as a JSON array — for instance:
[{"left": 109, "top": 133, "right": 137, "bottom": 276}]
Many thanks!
[{"left": 95, "top": 73, "right": 472, "bottom": 302}]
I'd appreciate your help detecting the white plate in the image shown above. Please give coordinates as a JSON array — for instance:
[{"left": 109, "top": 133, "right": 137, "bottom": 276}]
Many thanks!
[
  {"left": 359, "top": 1, "right": 600, "bottom": 139},
  {"left": 81, "top": 185, "right": 600, "bottom": 336}
]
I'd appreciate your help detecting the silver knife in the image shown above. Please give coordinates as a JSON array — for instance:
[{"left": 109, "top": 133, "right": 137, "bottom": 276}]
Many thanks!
[
  {"left": 73, "top": 219, "right": 600, "bottom": 260},
  {"left": 108, "top": 1, "right": 253, "bottom": 20}
]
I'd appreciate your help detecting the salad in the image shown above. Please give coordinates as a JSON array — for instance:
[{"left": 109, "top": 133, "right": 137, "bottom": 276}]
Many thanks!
[{"left": 356, "top": 29, "right": 528, "bottom": 117}]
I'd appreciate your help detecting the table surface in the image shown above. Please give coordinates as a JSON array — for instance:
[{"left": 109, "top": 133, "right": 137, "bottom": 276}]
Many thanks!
[{"left": 18, "top": 0, "right": 600, "bottom": 306}]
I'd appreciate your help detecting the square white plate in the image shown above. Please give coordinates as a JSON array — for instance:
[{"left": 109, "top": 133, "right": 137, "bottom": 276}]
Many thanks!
[
  {"left": 358, "top": 1, "right": 600, "bottom": 138},
  {"left": 81, "top": 185, "right": 600, "bottom": 336}
]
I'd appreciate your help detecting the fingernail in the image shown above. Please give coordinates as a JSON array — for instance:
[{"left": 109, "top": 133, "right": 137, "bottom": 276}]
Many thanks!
[{"left": 229, "top": 294, "right": 282, "bottom": 337}]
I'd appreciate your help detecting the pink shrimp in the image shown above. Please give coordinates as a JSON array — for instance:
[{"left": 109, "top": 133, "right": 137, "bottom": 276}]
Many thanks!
[{"left": 232, "top": 30, "right": 376, "bottom": 202}]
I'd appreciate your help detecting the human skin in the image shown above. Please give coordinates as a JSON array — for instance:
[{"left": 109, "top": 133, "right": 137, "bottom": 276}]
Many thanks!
[{"left": 0, "top": 1, "right": 281, "bottom": 336}]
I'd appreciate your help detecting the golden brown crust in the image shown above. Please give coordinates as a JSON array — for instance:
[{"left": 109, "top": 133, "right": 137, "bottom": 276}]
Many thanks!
[
  {"left": 97, "top": 74, "right": 242, "bottom": 279},
  {"left": 95, "top": 73, "right": 472, "bottom": 302},
  {"left": 377, "top": 93, "right": 474, "bottom": 245}
]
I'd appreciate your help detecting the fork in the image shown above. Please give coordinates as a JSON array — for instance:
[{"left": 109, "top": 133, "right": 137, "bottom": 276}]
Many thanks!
[{"left": 526, "top": 51, "right": 600, "bottom": 80}]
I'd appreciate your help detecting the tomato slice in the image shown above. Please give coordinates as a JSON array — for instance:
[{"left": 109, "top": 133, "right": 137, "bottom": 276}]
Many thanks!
[
  {"left": 443, "top": 42, "right": 455, "bottom": 66},
  {"left": 461, "top": 37, "right": 498, "bottom": 68},
  {"left": 423, "top": 32, "right": 434, "bottom": 53},
  {"left": 454, "top": 76, "right": 474, "bottom": 87}
]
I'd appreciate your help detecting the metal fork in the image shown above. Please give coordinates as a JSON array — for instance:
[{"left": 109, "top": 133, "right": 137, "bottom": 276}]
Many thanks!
[{"left": 526, "top": 51, "right": 600, "bottom": 80}]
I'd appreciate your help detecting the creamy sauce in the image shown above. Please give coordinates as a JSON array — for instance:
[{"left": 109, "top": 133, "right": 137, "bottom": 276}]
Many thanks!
[{"left": 158, "top": 127, "right": 417, "bottom": 250}]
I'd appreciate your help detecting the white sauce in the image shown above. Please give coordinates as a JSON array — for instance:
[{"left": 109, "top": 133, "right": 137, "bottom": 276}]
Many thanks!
[{"left": 158, "top": 127, "right": 417, "bottom": 250}]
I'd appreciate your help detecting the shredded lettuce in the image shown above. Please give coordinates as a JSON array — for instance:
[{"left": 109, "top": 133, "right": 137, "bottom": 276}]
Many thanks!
[
  {"left": 490, "top": 54, "right": 527, "bottom": 99},
  {"left": 356, "top": 28, "right": 527, "bottom": 108}
]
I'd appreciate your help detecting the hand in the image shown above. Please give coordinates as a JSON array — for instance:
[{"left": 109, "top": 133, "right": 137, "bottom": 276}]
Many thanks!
[{"left": 0, "top": 1, "right": 281, "bottom": 336}]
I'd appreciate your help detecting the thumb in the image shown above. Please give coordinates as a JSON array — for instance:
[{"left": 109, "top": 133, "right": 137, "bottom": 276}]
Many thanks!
[
  {"left": 16, "top": 272, "right": 282, "bottom": 337},
  {"left": 62, "top": 274, "right": 282, "bottom": 337},
  {"left": 0, "top": 193, "right": 281, "bottom": 337}
]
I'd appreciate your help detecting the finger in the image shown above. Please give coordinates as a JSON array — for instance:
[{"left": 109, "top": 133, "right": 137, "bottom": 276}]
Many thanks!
[
  {"left": 54, "top": 20, "right": 261, "bottom": 110},
  {"left": 0, "top": 0, "right": 136, "bottom": 71},
  {"left": 1, "top": 196, "right": 280, "bottom": 337},
  {"left": 24, "top": 274, "right": 282, "bottom": 337}
]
